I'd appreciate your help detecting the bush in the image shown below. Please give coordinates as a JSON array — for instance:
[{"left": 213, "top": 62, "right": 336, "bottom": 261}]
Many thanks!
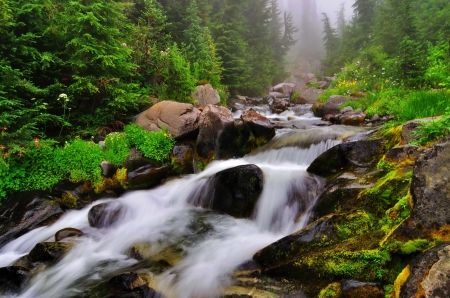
[
  {"left": 103, "top": 132, "right": 130, "bottom": 166},
  {"left": 124, "top": 124, "right": 175, "bottom": 162}
]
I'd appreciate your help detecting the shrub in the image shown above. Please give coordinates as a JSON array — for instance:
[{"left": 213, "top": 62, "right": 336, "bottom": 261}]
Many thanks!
[
  {"left": 103, "top": 132, "right": 130, "bottom": 166},
  {"left": 124, "top": 124, "right": 175, "bottom": 162}
]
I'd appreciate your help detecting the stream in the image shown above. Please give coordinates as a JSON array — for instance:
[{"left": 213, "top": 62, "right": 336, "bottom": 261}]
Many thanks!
[{"left": 0, "top": 105, "right": 367, "bottom": 298}]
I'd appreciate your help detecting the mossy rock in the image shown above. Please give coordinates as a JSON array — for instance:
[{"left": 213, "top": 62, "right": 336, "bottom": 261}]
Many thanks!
[
  {"left": 254, "top": 211, "right": 376, "bottom": 270},
  {"left": 28, "top": 242, "right": 74, "bottom": 262}
]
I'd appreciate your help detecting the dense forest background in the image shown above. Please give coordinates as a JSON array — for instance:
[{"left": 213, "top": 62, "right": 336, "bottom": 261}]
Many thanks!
[
  {"left": 1, "top": 0, "right": 450, "bottom": 165},
  {"left": 0, "top": 0, "right": 298, "bottom": 144}
]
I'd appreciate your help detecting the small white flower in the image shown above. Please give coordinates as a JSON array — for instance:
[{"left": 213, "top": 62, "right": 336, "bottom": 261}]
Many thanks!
[{"left": 43, "top": 103, "right": 48, "bottom": 105}]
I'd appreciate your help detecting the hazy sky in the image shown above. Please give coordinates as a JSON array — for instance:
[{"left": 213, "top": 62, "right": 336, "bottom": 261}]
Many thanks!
[{"left": 316, "top": 0, "right": 353, "bottom": 23}]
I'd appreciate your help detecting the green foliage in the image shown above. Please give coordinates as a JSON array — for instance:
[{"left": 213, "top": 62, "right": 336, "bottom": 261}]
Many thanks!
[
  {"left": 103, "top": 132, "right": 130, "bottom": 166},
  {"left": 124, "top": 124, "right": 175, "bottom": 162},
  {"left": 60, "top": 138, "right": 103, "bottom": 183},
  {"left": 411, "top": 108, "right": 450, "bottom": 145},
  {"left": 160, "top": 44, "right": 196, "bottom": 102},
  {"left": 318, "top": 282, "right": 341, "bottom": 298}
]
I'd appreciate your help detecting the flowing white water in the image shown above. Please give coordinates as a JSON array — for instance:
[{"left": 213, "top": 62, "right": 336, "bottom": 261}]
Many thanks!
[{"left": 0, "top": 121, "right": 359, "bottom": 298}]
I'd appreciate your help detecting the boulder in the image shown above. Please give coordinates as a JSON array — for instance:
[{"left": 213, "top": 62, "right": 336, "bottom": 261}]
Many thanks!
[
  {"left": 254, "top": 212, "right": 372, "bottom": 268},
  {"left": 401, "top": 117, "right": 442, "bottom": 144},
  {"left": 135, "top": 101, "right": 201, "bottom": 140},
  {"left": 338, "top": 110, "right": 366, "bottom": 126},
  {"left": 340, "top": 106, "right": 354, "bottom": 114},
  {"left": 192, "top": 84, "right": 220, "bottom": 108},
  {"left": 340, "top": 280, "right": 384, "bottom": 298},
  {"left": 314, "top": 95, "right": 353, "bottom": 117},
  {"left": 107, "top": 272, "right": 162, "bottom": 298},
  {"left": 297, "top": 88, "right": 323, "bottom": 105},
  {"left": 88, "top": 202, "right": 125, "bottom": 228},
  {"left": 171, "top": 143, "right": 195, "bottom": 174},
  {"left": 190, "top": 165, "right": 264, "bottom": 218},
  {"left": 126, "top": 163, "right": 170, "bottom": 190},
  {"left": 384, "top": 145, "right": 422, "bottom": 162},
  {"left": 268, "top": 91, "right": 285, "bottom": 99},
  {"left": 226, "top": 96, "right": 246, "bottom": 111},
  {"left": 28, "top": 242, "right": 74, "bottom": 262},
  {"left": 0, "top": 266, "right": 30, "bottom": 295},
  {"left": 317, "top": 81, "right": 330, "bottom": 90},
  {"left": 240, "top": 110, "right": 275, "bottom": 139},
  {"left": 196, "top": 105, "right": 236, "bottom": 159},
  {"left": 0, "top": 191, "right": 64, "bottom": 249},
  {"left": 305, "top": 73, "right": 317, "bottom": 85},
  {"left": 101, "top": 161, "right": 117, "bottom": 178},
  {"left": 55, "top": 228, "right": 84, "bottom": 242},
  {"left": 273, "top": 82, "right": 295, "bottom": 94},
  {"left": 307, "top": 138, "right": 385, "bottom": 177},
  {"left": 398, "top": 135, "right": 450, "bottom": 234},
  {"left": 419, "top": 244, "right": 450, "bottom": 298},
  {"left": 269, "top": 98, "right": 290, "bottom": 114},
  {"left": 399, "top": 243, "right": 450, "bottom": 298},
  {"left": 124, "top": 147, "right": 155, "bottom": 172}
]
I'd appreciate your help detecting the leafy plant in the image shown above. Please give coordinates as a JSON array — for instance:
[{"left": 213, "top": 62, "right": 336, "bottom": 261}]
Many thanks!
[
  {"left": 124, "top": 124, "right": 175, "bottom": 162},
  {"left": 103, "top": 132, "right": 130, "bottom": 166}
]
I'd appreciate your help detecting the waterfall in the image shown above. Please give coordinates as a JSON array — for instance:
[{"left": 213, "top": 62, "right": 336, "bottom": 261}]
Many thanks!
[{"left": 0, "top": 119, "right": 361, "bottom": 298}]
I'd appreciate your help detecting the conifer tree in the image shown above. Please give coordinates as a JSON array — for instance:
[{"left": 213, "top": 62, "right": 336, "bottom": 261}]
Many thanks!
[
  {"left": 183, "top": 0, "right": 222, "bottom": 87},
  {"left": 322, "top": 13, "right": 339, "bottom": 55},
  {"left": 336, "top": 2, "right": 346, "bottom": 38},
  {"left": 281, "top": 11, "right": 298, "bottom": 56}
]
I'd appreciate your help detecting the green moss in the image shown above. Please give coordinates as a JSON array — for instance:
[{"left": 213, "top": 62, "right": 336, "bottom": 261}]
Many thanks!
[
  {"left": 336, "top": 212, "right": 375, "bottom": 240},
  {"left": 318, "top": 282, "right": 342, "bottom": 298}
]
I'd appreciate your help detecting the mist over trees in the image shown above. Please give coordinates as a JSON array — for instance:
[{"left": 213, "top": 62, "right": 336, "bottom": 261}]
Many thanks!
[{"left": 320, "top": 0, "right": 450, "bottom": 88}]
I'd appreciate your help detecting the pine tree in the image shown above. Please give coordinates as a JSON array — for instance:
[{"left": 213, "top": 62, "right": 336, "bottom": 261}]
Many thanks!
[
  {"left": 281, "top": 11, "right": 298, "bottom": 56},
  {"left": 336, "top": 2, "right": 346, "bottom": 38},
  {"left": 352, "top": 0, "right": 376, "bottom": 32},
  {"left": 183, "top": 0, "right": 222, "bottom": 86},
  {"left": 322, "top": 13, "right": 339, "bottom": 55}
]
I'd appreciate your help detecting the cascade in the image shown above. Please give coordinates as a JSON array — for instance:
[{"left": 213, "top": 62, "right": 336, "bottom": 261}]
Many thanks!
[{"left": 0, "top": 109, "right": 365, "bottom": 298}]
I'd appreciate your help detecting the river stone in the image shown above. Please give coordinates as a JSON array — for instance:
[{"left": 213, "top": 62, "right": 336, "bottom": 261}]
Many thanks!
[
  {"left": 399, "top": 243, "right": 450, "bottom": 297},
  {"left": 421, "top": 245, "right": 450, "bottom": 298},
  {"left": 190, "top": 165, "right": 263, "bottom": 218},
  {"left": 297, "top": 88, "right": 323, "bottom": 104},
  {"left": 384, "top": 145, "right": 421, "bottom": 162},
  {"left": 192, "top": 84, "right": 220, "bottom": 108},
  {"left": 196, "top": 105, "right": 236, "bottom": 159},
  {"left": 0, "top": 266, "right": 30, "bottom": 295},
  {"left": 55, "top": 228, "right": 84, "bottom": 242},
  {"left": 108, "top": 272, "right": 161, "bottom": 298},
  {"left": 171, "top": 143, "right": 195, "bottom": 174},
  {"left": 88, "top": 202, "right": 125, "bottom": 228},
  {"left": 269, "top": 98, "right": 289, "bottom": 113},
  {"left": 254, "top": 212, "right": 372, "bottom": 268},
  {"left": 405, "top": 135, "right": 450, "bottom": 232},
  {"left": 241, "top": 110, "right": 275, "bottom": 139},
  {"left": 307, "top": 138, "right": 385, "bottom": 177},
  {"left": 126, "top": 163, "right": 170, "bottom": 190},
  {"left": 0, "top": 191, "right": 64, "bottom": 249},
  {"left": 338, "top": 110, "right": 366, "bottom": 126},
  {"left": 273, "top": 82, "right": 295, "bottom": 94},
  {"left": 317, "top": 81, "right": 330, "bottom": 90},
  {"left": 28, "top": 242, "right": 74, "bottom": 262},
  {"left": 313, "top": 95, "right": 353, "bottom": 117},
  {"left": 101, "top": 160, "right": 117, "bottom": 178},
  {"left": 135, "top": 101, "right": 201, "bottom": 140}
]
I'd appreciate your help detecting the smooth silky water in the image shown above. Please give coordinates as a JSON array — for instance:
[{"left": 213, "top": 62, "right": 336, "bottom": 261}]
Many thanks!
[{"left": 0, "top": 111, "right": 366, "bottom": 298}]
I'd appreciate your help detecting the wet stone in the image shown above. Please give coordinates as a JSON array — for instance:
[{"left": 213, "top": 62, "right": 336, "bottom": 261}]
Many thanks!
[
  {"left": 0, "top": 266, "right": 30, "bottom": 296},
  {"left": 55, "top": 228, "right": 84, "bottom": 242},
  {"left": 88, "top": 202, "right": 125, "bottom": 228},
  {"left": 28, "top": 242, "right": 74, "bottom": 262}
]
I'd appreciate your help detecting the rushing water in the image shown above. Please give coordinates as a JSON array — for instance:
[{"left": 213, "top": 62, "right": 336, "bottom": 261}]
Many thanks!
[{"left": 0, "top": 110, "right": 365, "bottom": 298}]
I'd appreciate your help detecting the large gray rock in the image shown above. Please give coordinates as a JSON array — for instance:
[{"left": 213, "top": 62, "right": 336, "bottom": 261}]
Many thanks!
[
  {"left": 273, "top": 82, "right": 295, "bottom": 94},
  {"left": 0, "top": 191, "right": 64, "bottom": 249},
  {"left": 192, "top": 84, "right": 220, "bottom": 108},
  {"left": 241, "top": 110, "right": 275, "bottom": 139},
  {"left": 399, "top": 243, "right": 450, "bottom": 298},
  {"left": 28, "top": 242, "right": 74, "bottom": 262},
  {"left": 189, "top": 165, "right": 264, "bottom": 218},
  {"left": 295, "top": 88, "right": 323, "bottom": 104},
  {"left": 307, "top": 138, "right": 385, "bottom": 177},
  {"left": 421, "top": 245, "right": 450, "bottom": 298},
  {"left": 135, "top": 101, "right": 201, "bottom": 140},
  {"left": 323, "top": 95, "right": 352, "bottom": 114},
  {"left": 407, "top": 135, "right": 450, "bottom": 231},
  {"left": 269, "top": 98, "right": 290, "bottom": 113},
  {"left": 196, "top": 105, "right": 236, "bottom": 159}
]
